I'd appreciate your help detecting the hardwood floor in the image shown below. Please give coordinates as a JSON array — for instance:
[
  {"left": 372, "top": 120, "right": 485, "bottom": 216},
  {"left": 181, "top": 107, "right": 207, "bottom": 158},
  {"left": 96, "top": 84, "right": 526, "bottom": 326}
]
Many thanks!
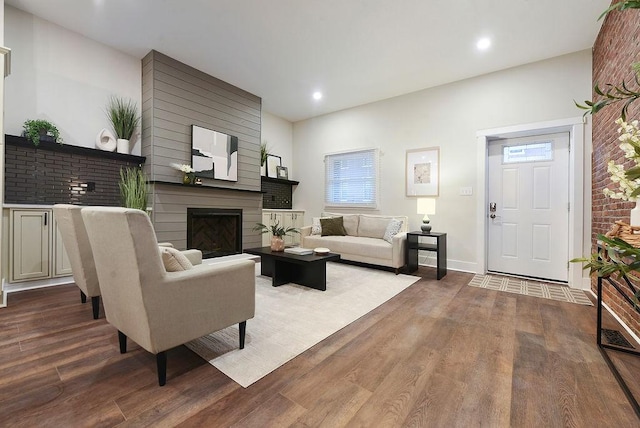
[{"left": 1, "top": 267, "right": 639, "bottom": 427}]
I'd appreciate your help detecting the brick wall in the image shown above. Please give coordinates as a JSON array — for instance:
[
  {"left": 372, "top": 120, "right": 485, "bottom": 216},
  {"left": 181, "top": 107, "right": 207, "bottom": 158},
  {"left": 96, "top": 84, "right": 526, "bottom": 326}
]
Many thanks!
[
  {"left": 592, "top": 6, "right": 640, "bottom": 337},
  {"left": 261, "top": 177, "right": 295, "bottom": 209},
  {"left": 4, "top": 135, "right": 145, "bottom": 206}
]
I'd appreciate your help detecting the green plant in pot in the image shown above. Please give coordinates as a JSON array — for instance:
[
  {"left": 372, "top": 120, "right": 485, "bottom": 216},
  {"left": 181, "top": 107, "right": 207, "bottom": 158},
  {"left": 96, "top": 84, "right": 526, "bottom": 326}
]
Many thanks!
[
  {"left": 22, "top": 119, "right": 63, "bottom": 146},
  {"left": 253, "top": 221, "right": 298, "bottom": 251},
  {"left": 106, "top": 96, "right": 140, "bottom": 154},
  {"left": 119, "top": 167, "right": 148, "bottom": 212},
  {"left": 260, "top": 141, "right": 270, "bottom": 176}
]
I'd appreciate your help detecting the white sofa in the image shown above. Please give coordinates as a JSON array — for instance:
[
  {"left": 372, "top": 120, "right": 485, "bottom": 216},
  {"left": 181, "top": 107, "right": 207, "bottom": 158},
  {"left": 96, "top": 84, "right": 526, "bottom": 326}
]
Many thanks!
[{"left": 300, "top": 213, "right": 408, "bottom": 273}]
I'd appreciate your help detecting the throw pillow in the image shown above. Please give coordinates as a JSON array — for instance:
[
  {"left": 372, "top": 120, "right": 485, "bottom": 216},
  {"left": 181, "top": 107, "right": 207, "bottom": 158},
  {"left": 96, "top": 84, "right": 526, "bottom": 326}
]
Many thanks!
[
  {"left": 323, "top": 212, "right": 359, "bottom": 236},
  {"left": 160, "top": 246, "right": 194, "bottom": 271},
  {"left": 383, "top": 218, "right": 404, "bottom": 243},
  {"left": 320, "top": 216, "right": 347, "bottom": 236},
  {"left": 311, "top": 217, "right": 324, "bottom": 235}
]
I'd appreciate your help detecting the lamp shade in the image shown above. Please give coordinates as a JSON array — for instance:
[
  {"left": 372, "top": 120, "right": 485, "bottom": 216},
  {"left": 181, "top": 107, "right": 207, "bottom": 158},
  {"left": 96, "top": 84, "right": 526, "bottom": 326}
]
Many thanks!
[{"left": 417, "top": 198, "right": 436, "bottom": 215}]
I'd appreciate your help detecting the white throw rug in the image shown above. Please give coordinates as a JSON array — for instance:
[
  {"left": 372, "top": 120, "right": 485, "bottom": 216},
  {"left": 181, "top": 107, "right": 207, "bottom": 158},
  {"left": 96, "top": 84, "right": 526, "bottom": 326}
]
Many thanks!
[{"left": 186, "top": 262, "right": 420, "bottom": 387}]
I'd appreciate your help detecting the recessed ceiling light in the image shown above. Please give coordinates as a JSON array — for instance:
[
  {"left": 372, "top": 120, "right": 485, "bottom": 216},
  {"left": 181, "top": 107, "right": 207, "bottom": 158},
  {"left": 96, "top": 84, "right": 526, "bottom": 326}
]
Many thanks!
[
  {"left": 313, "top": 91, "right": 323, "bottom": 100},
  {"left": 476, "top": 37, "right": 491, "bottom": 51}
]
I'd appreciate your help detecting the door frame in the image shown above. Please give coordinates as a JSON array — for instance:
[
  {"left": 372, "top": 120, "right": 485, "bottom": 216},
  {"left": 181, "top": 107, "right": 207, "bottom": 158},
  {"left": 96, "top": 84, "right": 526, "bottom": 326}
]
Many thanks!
[{"left": 476, "top": 117, "right": 589, "bottom": 289}]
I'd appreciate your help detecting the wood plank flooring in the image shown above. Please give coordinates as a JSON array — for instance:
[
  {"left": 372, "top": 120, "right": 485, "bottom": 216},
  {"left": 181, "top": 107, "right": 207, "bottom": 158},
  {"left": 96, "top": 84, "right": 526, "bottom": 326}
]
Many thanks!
[{"left": 1, "top": 267, "right": 639, "bottom": 427}]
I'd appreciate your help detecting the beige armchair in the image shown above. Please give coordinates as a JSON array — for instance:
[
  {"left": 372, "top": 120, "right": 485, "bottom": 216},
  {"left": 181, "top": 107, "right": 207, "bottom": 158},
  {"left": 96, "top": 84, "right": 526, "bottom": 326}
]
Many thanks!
[
  {"left": 54, "top": 204, "right": 204, "bottom": 319},
  {"left": 53, "top": 204, "right": 102, "bottom": 319},
  {"left": 81, "top": 206, "right": 255, "bottom": 386}
]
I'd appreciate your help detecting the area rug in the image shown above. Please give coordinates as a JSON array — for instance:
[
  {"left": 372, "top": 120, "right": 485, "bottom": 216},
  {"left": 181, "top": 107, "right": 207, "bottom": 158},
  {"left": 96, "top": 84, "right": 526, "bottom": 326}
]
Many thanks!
[
  {"left": 186, "top": 263, "right": 420, "bottom": 387},
  {"left": 468, "top": 274, "right": 593, "bottom": 306}
]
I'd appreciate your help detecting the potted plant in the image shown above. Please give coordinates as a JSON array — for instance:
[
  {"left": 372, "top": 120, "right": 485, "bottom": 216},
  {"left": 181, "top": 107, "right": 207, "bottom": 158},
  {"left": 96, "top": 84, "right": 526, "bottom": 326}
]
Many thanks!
[
  {"left": 22, "top": 119, "right": 63, "bottom": 146},
  {"left": 118, "top": 167, "right": 148, "bottom": 212},
  {"left": 106, "top": 96, "right": 141, "bottom": 154},
  {"left": 260, "top": 141, "right": 270, "bottom": 176},
  {"left": 253, "top": 221, "right": 298, "bottom": 251}
]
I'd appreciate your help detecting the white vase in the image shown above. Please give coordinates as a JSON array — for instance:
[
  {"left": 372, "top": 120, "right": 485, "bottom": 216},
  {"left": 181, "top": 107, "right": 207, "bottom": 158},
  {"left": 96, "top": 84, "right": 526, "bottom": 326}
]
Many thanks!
[
  {"left": 631, "top": 199, "right": 640, "bottom": 226},
  {"left": 116, "top": 138, "right": 130, "bottom": 154}
]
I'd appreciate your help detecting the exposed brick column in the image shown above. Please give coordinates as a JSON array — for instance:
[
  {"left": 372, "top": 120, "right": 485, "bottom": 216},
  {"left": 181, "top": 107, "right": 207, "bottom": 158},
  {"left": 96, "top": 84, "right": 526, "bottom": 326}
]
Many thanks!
[{"left": 592, "top": 5, "right": 640, "bottom": 337}]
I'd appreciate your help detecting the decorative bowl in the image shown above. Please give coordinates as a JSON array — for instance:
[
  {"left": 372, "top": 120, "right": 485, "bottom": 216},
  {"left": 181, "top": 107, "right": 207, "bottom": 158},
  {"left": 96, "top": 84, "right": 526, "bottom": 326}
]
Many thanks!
[{"left": 314, "top": 247, "right": 330, "bottom": 255}]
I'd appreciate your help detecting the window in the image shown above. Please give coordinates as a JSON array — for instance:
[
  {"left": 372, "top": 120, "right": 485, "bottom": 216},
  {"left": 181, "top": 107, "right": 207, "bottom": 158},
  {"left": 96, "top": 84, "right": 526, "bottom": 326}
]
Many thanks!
[
  {"left": 325, "top": 149, "right": 379, "bottom": 209},
  {"left": 503, "top": 141, "right": 553, "bottom": 163}
]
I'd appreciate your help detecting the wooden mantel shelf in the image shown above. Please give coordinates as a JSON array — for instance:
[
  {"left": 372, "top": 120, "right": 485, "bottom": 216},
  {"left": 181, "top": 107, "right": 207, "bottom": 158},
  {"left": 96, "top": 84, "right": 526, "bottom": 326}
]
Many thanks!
[
  {"left": 5, "top": 135, "right": 146, "bottom": 164},
  {"left": 149, "top": 180, "right": 263, "bottom": 194},
  {"left": 260, "top": 176, "right": 299, "bottom": 185}
]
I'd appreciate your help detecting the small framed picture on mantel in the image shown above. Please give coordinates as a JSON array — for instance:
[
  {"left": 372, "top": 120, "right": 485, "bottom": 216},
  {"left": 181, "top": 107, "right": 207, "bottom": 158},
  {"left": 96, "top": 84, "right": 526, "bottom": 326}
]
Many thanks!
[
  {"left": 266, "top": 154, "right": 281, "bottom": 178},
  {"left": 276, "top": 166, "right": 289, "bottom": 180}
]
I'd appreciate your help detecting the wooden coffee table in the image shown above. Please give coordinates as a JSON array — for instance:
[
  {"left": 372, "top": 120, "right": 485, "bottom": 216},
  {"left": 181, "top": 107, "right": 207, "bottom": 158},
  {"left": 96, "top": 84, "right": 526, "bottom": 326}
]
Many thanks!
[{"left": 244, "top": 247, "right": 340, "bottom": 291}]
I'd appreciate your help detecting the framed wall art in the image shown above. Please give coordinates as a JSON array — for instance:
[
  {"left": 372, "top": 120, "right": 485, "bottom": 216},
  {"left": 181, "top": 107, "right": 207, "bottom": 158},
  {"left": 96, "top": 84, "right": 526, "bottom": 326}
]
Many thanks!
[
  {"left": 406, "top": 147, "right": 439, "bottom": 196},
  {"left": 191, "top": 125, "right": 238, "bottom": 182},
  {"left": 266, "top": 154, "right": 281, "bottom": 178}
]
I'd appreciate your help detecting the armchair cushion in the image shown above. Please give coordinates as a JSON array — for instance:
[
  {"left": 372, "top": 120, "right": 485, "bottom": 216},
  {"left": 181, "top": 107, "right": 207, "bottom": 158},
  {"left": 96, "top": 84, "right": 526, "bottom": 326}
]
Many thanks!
[{"left": 160, "top": 246, "right": 194, "bottom": 271}]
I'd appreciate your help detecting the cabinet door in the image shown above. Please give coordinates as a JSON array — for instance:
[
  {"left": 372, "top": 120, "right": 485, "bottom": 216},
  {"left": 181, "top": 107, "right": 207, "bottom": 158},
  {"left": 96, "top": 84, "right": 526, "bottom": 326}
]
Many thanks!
[
  {"left": 282, "top": 213, "right": 295, "bottom": 246},
  {"left": 12, "top": 210, "right": 51, "bottom": 282},
  {"left": 261, "top": 211, "right": 284, "bottom": 246},
  {"left": 285, "top": 212, "right": 305, "bottom": 245},
  {"left": 292, "top": 212, "right": 305, "bottom": 245},
  {"left": 54, "top": 219, "right": 73, "bottom": 277}
]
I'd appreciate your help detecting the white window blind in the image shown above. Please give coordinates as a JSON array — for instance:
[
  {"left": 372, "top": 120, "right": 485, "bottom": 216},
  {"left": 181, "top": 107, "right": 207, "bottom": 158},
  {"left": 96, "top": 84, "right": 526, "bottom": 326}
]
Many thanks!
[{"left": 325, "top": 149, "right": 379, "bottom": 209}]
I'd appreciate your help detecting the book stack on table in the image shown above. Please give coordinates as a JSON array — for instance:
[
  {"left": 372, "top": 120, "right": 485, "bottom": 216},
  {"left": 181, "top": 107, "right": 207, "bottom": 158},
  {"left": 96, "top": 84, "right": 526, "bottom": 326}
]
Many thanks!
[{"left": 284, "top": 247, "right": 314, "bottom": 256}]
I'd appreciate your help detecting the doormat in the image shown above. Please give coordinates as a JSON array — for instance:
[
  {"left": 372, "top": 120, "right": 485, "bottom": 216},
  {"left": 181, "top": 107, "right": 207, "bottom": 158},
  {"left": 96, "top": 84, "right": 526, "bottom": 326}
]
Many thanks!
[
  {"left": 468, "top": 274, "right": 593, "bottom": 306},
  {"left": 602, "top": 328, "right": 635, "bottom": 349}
]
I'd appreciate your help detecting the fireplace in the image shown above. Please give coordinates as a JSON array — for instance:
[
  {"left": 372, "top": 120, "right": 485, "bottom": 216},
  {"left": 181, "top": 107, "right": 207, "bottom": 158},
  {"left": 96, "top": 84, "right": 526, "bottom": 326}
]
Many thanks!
[{"left": 187, "top": 208, "right": 242, "bottom": 259}]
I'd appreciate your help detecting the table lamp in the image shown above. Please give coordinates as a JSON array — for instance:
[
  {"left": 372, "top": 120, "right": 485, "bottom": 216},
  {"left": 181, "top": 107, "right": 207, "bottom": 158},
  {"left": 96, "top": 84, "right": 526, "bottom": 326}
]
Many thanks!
[{"left": 417, "top": 198, "right": 436, "bottom": 233}]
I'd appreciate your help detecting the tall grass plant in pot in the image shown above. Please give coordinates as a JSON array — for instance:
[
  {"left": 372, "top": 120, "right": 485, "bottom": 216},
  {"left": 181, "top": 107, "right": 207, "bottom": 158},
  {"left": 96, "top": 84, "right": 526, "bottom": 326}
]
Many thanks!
[
  {"left": 119, "top": 167, "right": 148, "bottom": 212},
  {"left": 107, "top": 96, "right": 140, "bottom": 154}
]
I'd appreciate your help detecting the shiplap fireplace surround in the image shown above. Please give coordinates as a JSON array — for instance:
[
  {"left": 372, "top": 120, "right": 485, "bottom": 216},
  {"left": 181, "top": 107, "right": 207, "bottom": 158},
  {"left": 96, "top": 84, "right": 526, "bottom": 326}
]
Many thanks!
[{"left": 142, "top": 51, "right": 263, "bottom": 252}]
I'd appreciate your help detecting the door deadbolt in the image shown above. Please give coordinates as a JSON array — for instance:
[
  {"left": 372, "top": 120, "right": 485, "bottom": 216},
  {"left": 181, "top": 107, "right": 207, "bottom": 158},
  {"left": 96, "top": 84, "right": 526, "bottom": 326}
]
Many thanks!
[{"left": 489, "top": 202, "right": 497, "bottom": 219}]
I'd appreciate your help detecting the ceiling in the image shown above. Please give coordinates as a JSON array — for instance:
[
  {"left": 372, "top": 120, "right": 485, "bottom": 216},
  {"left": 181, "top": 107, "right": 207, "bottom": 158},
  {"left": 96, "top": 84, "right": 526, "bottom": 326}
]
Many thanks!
[{"left": 5, "top": 0, "right": 610, "bottom": 122}]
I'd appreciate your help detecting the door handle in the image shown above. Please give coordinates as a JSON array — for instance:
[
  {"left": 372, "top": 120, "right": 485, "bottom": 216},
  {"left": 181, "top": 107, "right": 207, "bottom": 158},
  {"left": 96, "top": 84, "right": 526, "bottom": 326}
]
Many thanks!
[{"left": 489, "top": 202, "right": 496, "bottom": 219}]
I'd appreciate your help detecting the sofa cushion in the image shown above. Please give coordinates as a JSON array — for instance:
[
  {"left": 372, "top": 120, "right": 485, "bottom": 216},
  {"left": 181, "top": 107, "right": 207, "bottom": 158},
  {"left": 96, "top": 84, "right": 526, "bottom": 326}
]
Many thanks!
[
  {"left": 358, "top": 215, "right": 392, "bottom": 239},
  {"left": 383, "top": 218, "right": 404, "bottom": 243},
  {"left": 320, "top": 216, "right": 346, "bottom": 236},
  {"left": 323, "top": 212, "right": 359, "bottom": 236},
  {"left": 303, "top": 235, "right": 393, "bottom": 260},
  {"left": 160, "top": 247, "right": 194, "bottom": 271}
]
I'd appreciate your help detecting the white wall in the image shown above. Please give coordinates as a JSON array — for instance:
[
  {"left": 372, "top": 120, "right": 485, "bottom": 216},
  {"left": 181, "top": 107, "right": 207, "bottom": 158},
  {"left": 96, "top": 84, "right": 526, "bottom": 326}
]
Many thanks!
[
  {"left": 293, "top": 50, "right": 593, "bottom": 272},
  {"left": 4, "top": 6, "right": 141, "bottom": 154},
  {"left": 261, "top": 111, "right": 294, "bottom": 178}
]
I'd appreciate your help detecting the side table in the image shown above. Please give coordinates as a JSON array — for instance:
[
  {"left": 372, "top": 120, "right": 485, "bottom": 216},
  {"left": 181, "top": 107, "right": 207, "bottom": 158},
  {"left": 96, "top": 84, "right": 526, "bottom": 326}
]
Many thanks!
[{"left": 405, "top": 231, "right": 447, "bottom": 279}]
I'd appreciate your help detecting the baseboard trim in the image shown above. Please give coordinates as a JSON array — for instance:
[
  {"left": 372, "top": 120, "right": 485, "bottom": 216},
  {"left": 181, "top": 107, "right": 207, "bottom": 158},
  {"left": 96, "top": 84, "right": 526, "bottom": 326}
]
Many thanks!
[
  {"left": 418, "top": 255, "right": 477, "bottom": 274},
  {"left": 3, "top": 276, "right": 74, "bottom": 295}
]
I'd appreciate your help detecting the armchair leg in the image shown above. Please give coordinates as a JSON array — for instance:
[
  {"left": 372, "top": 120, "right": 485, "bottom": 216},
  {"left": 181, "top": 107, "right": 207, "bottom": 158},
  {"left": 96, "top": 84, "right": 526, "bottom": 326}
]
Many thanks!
[
  {"left": 157, "top": 352, "right": 167, "bottom": 386},
  {"left": 80, "top": 290, "right": 87, "bottom": 303},
  {"left": 239, "top": 321, "right": 247, "bottom": 349},
  {"left": 118, "top": 331, "right": 127, "bottom": 354},
  {"left": 91, "top": 296, "right": 100, "bottom": 319}
]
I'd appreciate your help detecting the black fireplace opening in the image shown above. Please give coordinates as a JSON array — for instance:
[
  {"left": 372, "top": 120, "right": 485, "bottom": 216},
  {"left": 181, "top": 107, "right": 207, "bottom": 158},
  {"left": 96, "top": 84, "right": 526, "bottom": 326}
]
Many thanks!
[{"left": 187, "top": 208, "right": 242, "bottom": 259}]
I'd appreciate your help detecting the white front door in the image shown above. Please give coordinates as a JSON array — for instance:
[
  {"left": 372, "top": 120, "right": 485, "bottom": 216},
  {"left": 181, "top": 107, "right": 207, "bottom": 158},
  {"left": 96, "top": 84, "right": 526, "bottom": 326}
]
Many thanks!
[{"left": 487, "top": 132, "right": 569, "bottom": 282}]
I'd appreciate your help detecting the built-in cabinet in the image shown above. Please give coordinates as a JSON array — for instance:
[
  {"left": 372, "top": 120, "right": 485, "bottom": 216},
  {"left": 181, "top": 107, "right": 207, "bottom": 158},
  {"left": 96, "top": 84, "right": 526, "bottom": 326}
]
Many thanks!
[
  {"left": 9, "top": 208, "right": 71, "bottom": 282},
  {"left": 261, "top": 210, "right": 305, "bottom": 246}
]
